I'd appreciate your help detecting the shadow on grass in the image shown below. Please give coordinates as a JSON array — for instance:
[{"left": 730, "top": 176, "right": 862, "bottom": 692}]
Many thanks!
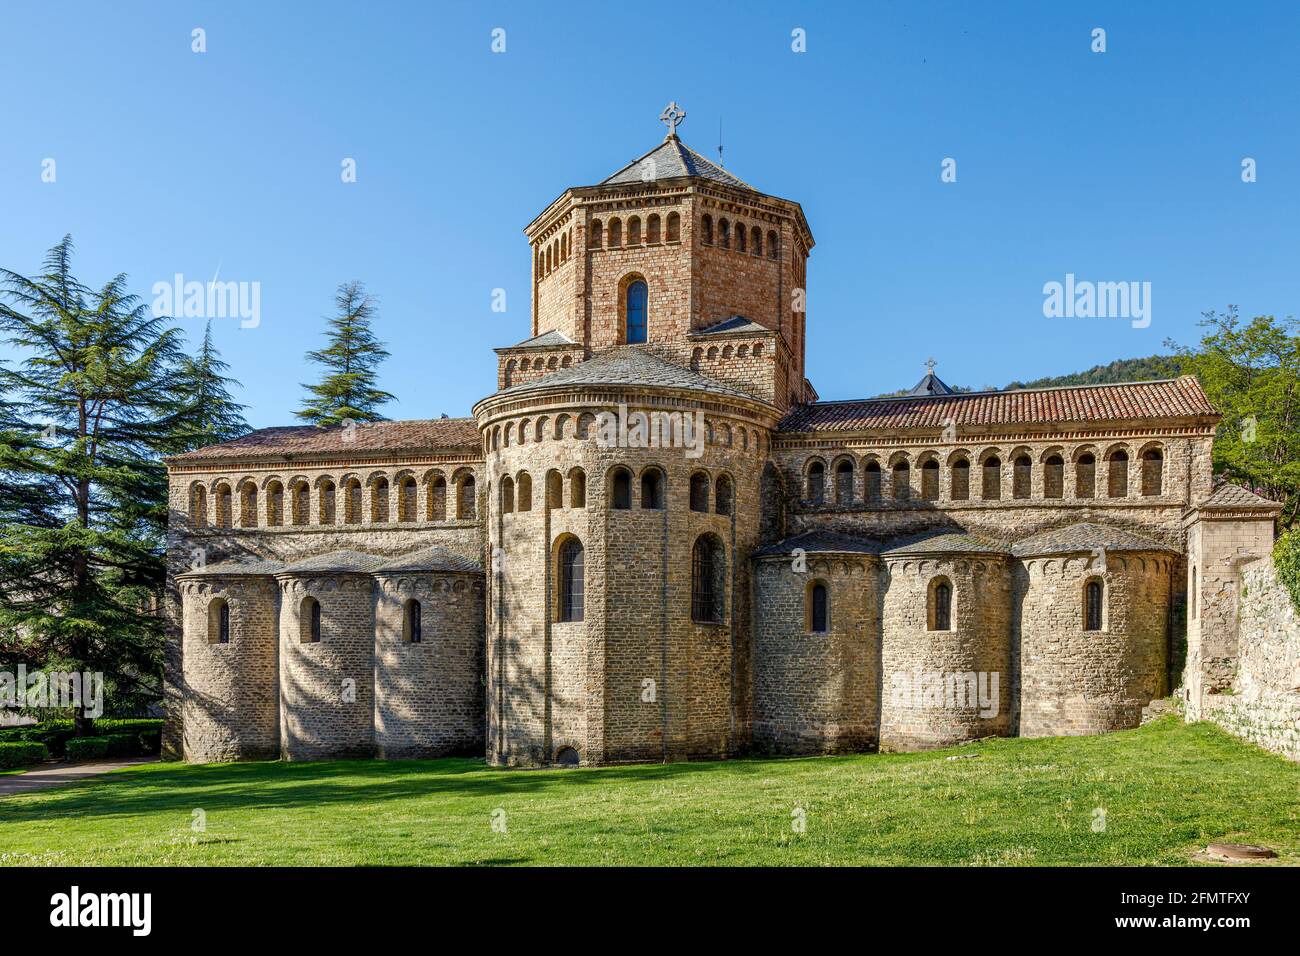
[{"left": 6, "top": 718, "right": 1293, "bottom": 830}]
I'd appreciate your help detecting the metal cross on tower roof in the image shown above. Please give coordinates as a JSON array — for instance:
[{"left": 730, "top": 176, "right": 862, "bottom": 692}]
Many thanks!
[{"left": 660, "top": 101, "right": 686, "bottom": 137}]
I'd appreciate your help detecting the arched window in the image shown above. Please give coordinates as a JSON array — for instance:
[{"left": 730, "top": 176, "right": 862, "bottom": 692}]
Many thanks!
[
  {"left": 215, "top": 484, "right": 232, "bottom": 528},
  {"left": 1013, "top": 455, "right": 1032, "bottom": 499},
  {"left": 929, "top": 578, "right": 952, "bottom": 631},
  {"left": 690, "top": 472, "right": 710, "bottom": 512},
  {"left": 719, "top": 218, "right": 731, "bottom": 248},
  {"left": 569, "top": 468, "right": 586, "bottom": 508},
  {"left": 835, "top": 460, "right": 854, "bottom": 504},
  {"left": 371, "top": 476, "right": 390, "bottom": 523},
  {"left": 1084, "top": 579, "right": 1103, "bottom": 631},
  {"left": 426, "top": 475, "right": 446, "bottom": 521},
  {"left": 190, "top": 484, "right": 207, "bottom": 527},
  {"left": 808, "top": 581, "right": 829, "bottom": 633},
  {"left": 767, "top": 230, "right": 779, "bottom": 259},
  {"left": 892, "top": 461, "right": 910, "bottom": 500},
  {"left": 666, "top": 212, "right": 680, "bottom": 242},
  {"left": 950, "top": 459, "right": 970, "bottom": 501},
  {"left": 641, "top": 469, "right": 664, "bottom": 510},
  {"left": 399, "top": 477, "right": 417, "bottom": 522},
  {"left": 610, "top": 468, "right": 632, "bottom": 510},
  {"left": 806, "top": 461, "right": 825, "bottom": 504},
  {"left": 208, "top": 598, "right": 230, "bottom": 645},
  {"left": 625, "top": 280, "right": 648, "bottom": 344},
  {"left": 1076, "top": 453, "right": 1096, "bottom": 498},
  {"left": 627, "top": 216, "right": 641, "bottom": 245},
  {"left": 864, "top": 461, "right": 881, "bottom": 502},
  {"left": 554, "top": 746, "right": 580, "bottom": 766},
  {"left": 701, "top": 214, "right": 713, "bottom": 245},
  {"left": 457, "top": 476, "right": 476, "bottom": 518},
  {"left": 1141, "top": 448, "right": 1163, "bottom": 496},
  {"left": 265, "top": 481, "right": 283, "bottom": 528},
  {"left": 736, "top": 222, "right": 747, "bottom": 253},
  {"left": 1044, "top": 455, "right": 1064, "bottom": 499},
  {"left": 589, "top": 219, "right": 602, "bottom": 248},
  {"left": 646, "top": 214, "right": 661, "bottom": 244},
  {"left": 558, "top": 538, "right": 584, "bottom": 622},
  {"left": 691, "top": 535, "right": 724, "bottom": 623},
  {"left": 500, "top": 476, "right": 515, "bottom": 513},
  {"left": 921, "top": 459, "right": 940, "bottom": 501},
  {"left": 546, "top": 470, "right": 563, "bottom": 510},
  {"left": 404, "top": 599, "right": 422, "bottom": 643},
  {"left": 301, "top": 597, "right": 321, "bottom": 644},
  {"left": 517, "top": 473, "right": 532, "bottom": 511},
  {"left": 751, "top": 226, "right": 762, "bottom": 257},
  {"left": 608, "top": 217, "right": 622, "bottom": 247},
  {"left": 982, "top": 456, "right": 1001, "bottom": 500},
  {"left": 1190, "top": 566, "right": 1198, "bottom": 619},
  {"left": 292, "top": 482, "right": 309, "bottom": 525},
  {"left": 715, "top": 475, "right": 733, "bottom": 515},
  {"left": 1108, "top": 450, "right": 1129, "bottom": 498}
]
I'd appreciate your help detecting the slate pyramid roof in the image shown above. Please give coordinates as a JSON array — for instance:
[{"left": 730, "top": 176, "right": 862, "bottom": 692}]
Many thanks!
[{"left": 600, "top": 135, "right": 754, "bottom": 191}]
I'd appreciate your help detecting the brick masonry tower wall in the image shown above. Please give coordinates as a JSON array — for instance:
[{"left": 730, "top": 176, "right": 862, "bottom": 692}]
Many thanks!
[
  {"left": 752, "top": 555, "right": 881, "bottom": 754},
  {"left": 479, "top": 391, "right": 774, "bottom": 766},
  {"left": 879, "top": 554, "right": 1012, "bottom": 750},
  {"left": 374, "top": 571, "right": 485, "bottom": 758},
  {"left": 1017, "top": 552, "right": 1173, "bottom": 737},
  {"left": 278, "top": 573, "right": 376, "bottom": 760},
  {"left": 179, "top": 574, "right": 280, "bottom": 761}
]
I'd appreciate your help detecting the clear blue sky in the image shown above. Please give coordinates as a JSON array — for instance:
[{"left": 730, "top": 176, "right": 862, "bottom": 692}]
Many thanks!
[{"left": 2, "top": 1, "right": 1296, "bottom": 428}]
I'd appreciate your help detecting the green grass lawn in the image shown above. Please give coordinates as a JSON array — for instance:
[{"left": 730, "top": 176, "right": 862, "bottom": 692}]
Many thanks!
[{"left": 0, "top": 717, "right": 1296, "bottom": 866}]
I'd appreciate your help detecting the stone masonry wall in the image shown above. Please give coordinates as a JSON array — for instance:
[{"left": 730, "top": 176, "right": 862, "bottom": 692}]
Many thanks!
[
  {"left": 180, "top": 575, "right": 280, "bottom": 761},
  {"left": 374, "top": 571, "right": 485, "bottom": 758},
  {"left": 879, "top": 555, "right": 1012, "bottom": 750},
  {"left": 1203, "top": 559, "right": 1300, "bottom": 760},
  {"left": 752, "top": 555, "right": 880, "bottom": 753},
  {"left": 278, "top": 573, "right": 376, "bottom": 760},
  {"left": 1018, "top": 552, "right": 1172, "bottom": 737}
]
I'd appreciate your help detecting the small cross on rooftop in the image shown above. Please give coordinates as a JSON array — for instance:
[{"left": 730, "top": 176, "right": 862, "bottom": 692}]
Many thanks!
[{"left": 660, "top": 101, "right": 686, "bottom": 138}]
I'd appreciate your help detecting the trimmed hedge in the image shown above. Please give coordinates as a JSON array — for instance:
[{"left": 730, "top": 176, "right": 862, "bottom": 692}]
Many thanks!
[
  {"left": 0, "top": 741, "right": 50, "bottom": 769},
  {"left": 1275, "top": 530, "right": 1300, "bottom": 613},
  {"left": 0, "top": 718, "right": 162, "bottom": 758}
]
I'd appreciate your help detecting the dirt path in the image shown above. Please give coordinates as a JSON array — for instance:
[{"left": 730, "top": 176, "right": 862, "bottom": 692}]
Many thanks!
[{"left": 0, "top": 757, "right": 156, "bottom": 797}]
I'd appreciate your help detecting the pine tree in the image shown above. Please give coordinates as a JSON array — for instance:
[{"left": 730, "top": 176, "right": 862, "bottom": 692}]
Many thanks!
[
  {"left": 296, "top": 281, "right": 395, "bottom": 425},
  {"left": 169, "top": 321, "right": 249, "bottom": 452},
  {"left": 0, "top": 236, "right": 185, "bottom": 732}
]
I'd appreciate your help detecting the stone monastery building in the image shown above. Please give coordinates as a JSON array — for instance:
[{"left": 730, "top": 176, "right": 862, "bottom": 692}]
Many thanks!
[{"left": 164, "top": 107, "right": 1282, "bottom": 766}]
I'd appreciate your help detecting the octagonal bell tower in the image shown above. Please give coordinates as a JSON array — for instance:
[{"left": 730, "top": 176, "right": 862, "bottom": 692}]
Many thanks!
[{"left": 510, "top": 103, "right": 816, "bottom": 413}]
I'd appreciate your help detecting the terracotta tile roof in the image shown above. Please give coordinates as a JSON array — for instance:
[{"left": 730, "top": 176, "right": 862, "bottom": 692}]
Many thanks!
[
  {"left": 167, "top": 418, "right": 481, "bottom": 464},
  {"left": 1011, "top": 522, "right": 1176, "bottom": 557},
  {"left": 778, "top": 377, "right": 1218, "bottom": 433}
]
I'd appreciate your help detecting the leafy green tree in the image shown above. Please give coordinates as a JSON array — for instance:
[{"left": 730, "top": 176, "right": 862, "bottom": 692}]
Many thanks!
[
  {"left": 296, "top": 281, "right": 394, "bottom": 425},
  {"left": 168, "top": 320, "right": 248, "bottom": 452},
  {"left": 0, "top": 236, "right": 185, "bottom": 732},
  {"left": 1168, "top": 307, "right": 1300, "bottom": 527}
]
